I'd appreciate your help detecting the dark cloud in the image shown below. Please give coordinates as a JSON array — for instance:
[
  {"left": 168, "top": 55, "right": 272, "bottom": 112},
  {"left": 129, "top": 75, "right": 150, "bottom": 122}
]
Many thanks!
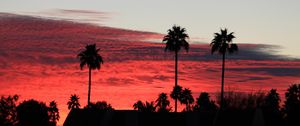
[
  {"left": 105, "top": 77, "right": 134, "bottom": 85},
  {"left": 229, "top": 67, "right": 300, "bottom": 77},
  {"left": 135, "top": 75, "right": 171, "bottom": 84},
  {"left": 236, "top": 76, "right": 272, "bottom": 83}
]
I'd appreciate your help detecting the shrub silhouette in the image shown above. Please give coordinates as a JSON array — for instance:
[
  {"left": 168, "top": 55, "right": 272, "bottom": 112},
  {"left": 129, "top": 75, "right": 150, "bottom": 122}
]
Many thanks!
[
  {"left": 0, "top": 95, "right": 19, "bottom": 126},
  {"left": 84, "top": 101, "right": 114, "bottom": 111},
  {"left": 16, "top": 99, "right": 50, "bottom": 126},
  {"left": 193, "top": 92, "right": 217, "bottom": 112},
  {"left": 216, "top": 91, "right": 265, "bottom": 111},
  {"left": 261, "top": 89, "right": 283, "bottom": 126},
  {"left": 284, "top": 84, "right": 300, "bottom": 126}
]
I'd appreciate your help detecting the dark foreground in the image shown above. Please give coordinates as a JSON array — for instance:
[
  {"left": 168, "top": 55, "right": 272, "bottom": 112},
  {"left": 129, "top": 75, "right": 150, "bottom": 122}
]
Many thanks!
[{"left": 64, "top": 109, "right": 294, "bottom": 126}]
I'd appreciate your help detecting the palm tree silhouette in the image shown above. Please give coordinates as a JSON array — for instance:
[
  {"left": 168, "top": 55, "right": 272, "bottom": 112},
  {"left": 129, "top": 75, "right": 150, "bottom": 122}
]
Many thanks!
[
  {"left": 78, "top": 44, "right": 103, "bottom": 106},
  {"left": 155, "top": 93, "right": 171, "bottom": 112},
  {"left": 163, "top": 25, "right": 189, "bottom": 112},
  {"left": 67, "top": 94, "right": 81, "bottom": 110},
  {"left": 48, "top": 101, "right": 59, "bottom": 126},
  {"left": 144, "top": 101, "right": 156, "bottom": 112},
  {"left": 133, "top": 100, "right": 156, "bottom": 112},
  {"left": 210, "top": 28, "right": 238, "bottom": 110},
  {"left": 170, "top": 85, "right": 183, "bottom": 112},
  {"left": 133, "top": 100, "right": 144, "bottom": 112},
  {"left": 180, "top": 88, "right": 194, "bottom": 111}
]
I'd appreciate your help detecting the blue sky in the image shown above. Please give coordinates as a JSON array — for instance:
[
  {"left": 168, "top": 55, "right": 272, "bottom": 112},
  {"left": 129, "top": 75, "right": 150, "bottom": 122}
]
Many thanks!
[{"left": 1, "top": 0, "right": 300, "bottom": 57}]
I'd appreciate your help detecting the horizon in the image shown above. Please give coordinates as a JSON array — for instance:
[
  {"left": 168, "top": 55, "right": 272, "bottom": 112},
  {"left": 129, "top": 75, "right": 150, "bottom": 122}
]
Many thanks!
[{"left": 1, "top": 1, "right": 300, "bottom": 126}]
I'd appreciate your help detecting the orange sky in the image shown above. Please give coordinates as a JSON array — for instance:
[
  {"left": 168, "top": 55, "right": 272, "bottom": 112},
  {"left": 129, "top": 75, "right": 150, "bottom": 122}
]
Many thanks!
[{"left": 1, "top": 13, "right": 300, "bottom": 125}]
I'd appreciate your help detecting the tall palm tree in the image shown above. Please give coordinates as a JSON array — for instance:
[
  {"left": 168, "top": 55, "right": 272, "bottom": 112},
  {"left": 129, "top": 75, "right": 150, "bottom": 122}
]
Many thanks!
[
  {"left": 210, "top": 28, "right": 238, "bottom": 110},
  {"left": 67, "top": 94, "right": 81, "bottom": 110},
  {"left": 155, "top": 93, "right": 171, "bottom": 112},
  {"left": 180, "top": 88, "right": 194, "bottom": 111},
  {"left": 78, "top": 44, "right": 103, "bottom": 106},
  {"left": 163, "top": 25, "right": 189, "bottom": 112}
]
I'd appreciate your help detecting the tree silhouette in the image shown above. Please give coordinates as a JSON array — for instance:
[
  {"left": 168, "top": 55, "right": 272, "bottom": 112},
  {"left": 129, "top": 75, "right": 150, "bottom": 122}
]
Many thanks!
[
  {"left": 67, "top": 94, "right": 81, "bottom": 110},
  {"left": 48, "top": 101, "right": 59, "bottom": 126},
  {"left": 0, "top": 95, "right": 18, "bottom": 126},
  {"left": 284, "top": 84, "right": 300, "bottom": 125},
  {"left": 263, "top": 89, "right": 280, "bottom": 112},
  {"left": 78, "top": 44, "right": 103, "bottom": 106},
  {"left": 133, "top": 100, "right": 145, "bottom": 112},
  {"left": 144, "top": 101, "right": 156, "bottom": 112},
  {"left": 180, "top": 88, "right": 194, "bottom": 112},
  {"left": 163, "top": 25, "right": 189, "bottom": 112},
  {"left": 170, "top": 85, "right": 183, "bottom": 112},
  {"left": 85, "top": 101, "right": 113, "bottom": 111},
  {"left": 193, "top": 92, "right": 217, "bottom": 112},
  {"left": 210, "top": 28, "right": 238, "bottom": 110},
  {"left": 217, "top": 91, "right": 265, "bottom": 110},
  {"left": 133, "top": 100, "right": 156, "bottom": 112},
  {"left": 262, "top": 89, "right": 283, "bottom": 126},
  {"left": 16, "top": 99, "right": 50, "bottom": 126},
  {"left": 155, "top": 93, "right": 171, "bottom": 112}
]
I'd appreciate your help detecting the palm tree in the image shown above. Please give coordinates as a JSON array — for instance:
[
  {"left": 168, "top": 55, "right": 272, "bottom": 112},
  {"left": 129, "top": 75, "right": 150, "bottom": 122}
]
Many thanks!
[
  {"left": 155, "top": 93, "right": 171, "bottom": 112},
  {"left": 170, "top": 85, "right": 183, "bottom": 112},
  {"left": 144, "top": 101, "right": 156, "bottom": 112},
  {"left": 133, "top": 100, "right": 156, "bottom": 112},
  {"left": 210, "top": 28, "right": 238, "bottom": 110},
  {"left": 48, "top": 101, "right": 59, "bottom": 126},
  {"left": 78, "top": 44, "right": 104, "bottom": 106},
  {"left": 180, "top": 88, "right": 194, "bottom": 111},
  {"left": 163, "top": 25, "right": 189, "bottom": 112},
  {"left": 67, "top": 94, "right": 81, "bottom": 110},
  {"left": 133, "top": 100, "right": 145, "bottom": 112}
]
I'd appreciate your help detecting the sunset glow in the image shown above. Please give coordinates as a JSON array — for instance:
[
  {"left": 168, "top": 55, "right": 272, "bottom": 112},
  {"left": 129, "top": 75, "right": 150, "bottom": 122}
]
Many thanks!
[{"left": 1, "top": 12, "right": 300, "bottom": 125}]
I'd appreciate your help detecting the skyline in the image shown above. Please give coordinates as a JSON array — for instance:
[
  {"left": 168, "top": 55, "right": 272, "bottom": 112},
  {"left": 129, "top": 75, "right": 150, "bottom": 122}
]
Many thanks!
[{"left": 1, "top": 0, "right": 300, "bottom": 57}]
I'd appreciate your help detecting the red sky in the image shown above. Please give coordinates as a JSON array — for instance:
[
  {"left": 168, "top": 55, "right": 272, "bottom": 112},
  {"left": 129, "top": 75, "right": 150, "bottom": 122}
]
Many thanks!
[{"left": 1, "top": 13, "right": 300, "bottom": 125}]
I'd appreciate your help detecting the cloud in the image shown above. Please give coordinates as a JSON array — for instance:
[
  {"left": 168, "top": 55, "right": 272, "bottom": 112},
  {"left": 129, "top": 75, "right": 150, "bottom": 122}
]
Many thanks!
[
  {"left": 229, "top": 67, "right": 300, "bottom": 77},
  {"left": 104, "top": 77, "right": 134, "bottom": 86},
  {"left": 1, "top": 12, "right": 300, "bottom": 125}
]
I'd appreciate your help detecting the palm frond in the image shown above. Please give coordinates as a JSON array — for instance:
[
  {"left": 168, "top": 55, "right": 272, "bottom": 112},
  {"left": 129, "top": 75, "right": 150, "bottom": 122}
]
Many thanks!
[
  {"left": 77, "top": 44, "right": 104, "bottom": 70},
  {"left": 210, "top": 28, "right": 238, "bottom": 55},
  {"left": 163, "top": 25, "right": 189, "bottom": 52}
]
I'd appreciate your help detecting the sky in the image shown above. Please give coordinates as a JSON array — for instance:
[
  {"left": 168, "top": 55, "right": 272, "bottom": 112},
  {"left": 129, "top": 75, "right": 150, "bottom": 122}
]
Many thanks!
[
  {"left": 1, "top": 0, "right": 300, "bottom": 125},
  {"left": 1, "top": 0, "right": 300, "bottom": 57}
]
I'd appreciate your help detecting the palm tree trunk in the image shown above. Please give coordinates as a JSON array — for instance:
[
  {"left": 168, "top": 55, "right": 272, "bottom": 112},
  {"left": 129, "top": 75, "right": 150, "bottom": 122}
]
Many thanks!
[
  {"left": 221, "top": 53, "right": 225, "bottom": 110},
  {"left": 88, "top": 67, "right": 92, "bottom": 106},
  {"left": 175, "top": 50, "right": 178, "bottom": 112}
]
